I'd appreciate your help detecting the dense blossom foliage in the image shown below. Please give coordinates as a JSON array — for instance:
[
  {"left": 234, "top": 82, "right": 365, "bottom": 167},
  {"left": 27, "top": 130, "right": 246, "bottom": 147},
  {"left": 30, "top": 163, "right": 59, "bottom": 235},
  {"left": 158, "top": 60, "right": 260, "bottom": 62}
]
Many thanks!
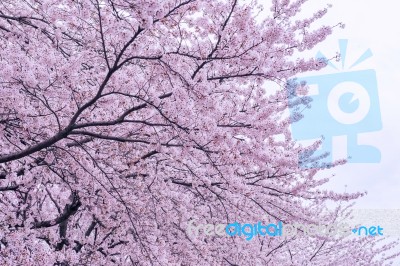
[{"left": 0, "top": 0, "right": 398, "bottom": 265}]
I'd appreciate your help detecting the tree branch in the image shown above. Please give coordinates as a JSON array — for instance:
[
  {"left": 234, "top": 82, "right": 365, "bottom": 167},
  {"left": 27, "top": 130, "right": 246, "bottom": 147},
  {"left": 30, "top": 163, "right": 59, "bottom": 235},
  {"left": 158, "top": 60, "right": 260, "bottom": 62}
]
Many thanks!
[{"left": 31, "top": 192, "right": 81, "bottom": 229}]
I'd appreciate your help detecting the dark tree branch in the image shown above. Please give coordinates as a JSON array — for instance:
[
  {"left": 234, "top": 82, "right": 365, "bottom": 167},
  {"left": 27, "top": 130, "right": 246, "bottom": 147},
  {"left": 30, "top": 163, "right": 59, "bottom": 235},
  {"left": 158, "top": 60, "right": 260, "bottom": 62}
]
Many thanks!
[
  {"left": 31, "top": 192, "right": 81, "bottom": 229},
  {"left": 0, "top": 185, "right": 19, "bottom": 192}
]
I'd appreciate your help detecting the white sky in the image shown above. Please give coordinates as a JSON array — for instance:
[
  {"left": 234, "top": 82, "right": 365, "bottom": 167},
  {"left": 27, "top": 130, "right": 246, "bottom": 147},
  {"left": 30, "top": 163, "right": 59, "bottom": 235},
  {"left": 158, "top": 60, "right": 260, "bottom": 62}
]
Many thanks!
[
  {"left": 253, "top": 0, "right": 400, "bottom": 259},
  {"left": 257, "top": 0, "right": 400, "bottom": 210},
  {"left": 300, "top": 0, "right": 400, "bottom": 210},
  {"left": 256, "top": 0, "right": 400, "bottom": 210},
  {"left": 279, "top": 1, "right": 400, "bottom": 258}
]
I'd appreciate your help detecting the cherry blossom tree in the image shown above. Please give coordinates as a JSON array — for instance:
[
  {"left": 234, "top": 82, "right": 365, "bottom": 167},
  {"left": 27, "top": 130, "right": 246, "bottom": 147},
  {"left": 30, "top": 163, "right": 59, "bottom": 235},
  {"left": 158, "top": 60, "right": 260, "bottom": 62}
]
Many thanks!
[{"left": 0, "top": 0, "right": 398, "bottom": 265}]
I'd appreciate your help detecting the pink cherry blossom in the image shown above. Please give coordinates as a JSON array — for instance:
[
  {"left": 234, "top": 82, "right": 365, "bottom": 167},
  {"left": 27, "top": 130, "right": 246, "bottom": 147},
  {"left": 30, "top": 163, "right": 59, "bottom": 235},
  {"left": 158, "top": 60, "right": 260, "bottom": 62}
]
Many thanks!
[{"left": 0, "top": 0, "right": 398, "bottom": 265}]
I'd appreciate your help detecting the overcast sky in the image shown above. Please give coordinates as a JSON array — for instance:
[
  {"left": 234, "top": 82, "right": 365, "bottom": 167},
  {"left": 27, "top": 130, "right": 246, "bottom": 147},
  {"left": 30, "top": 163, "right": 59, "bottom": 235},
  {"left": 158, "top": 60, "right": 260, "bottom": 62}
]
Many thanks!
[
  {"left": 278, "top": 0, "right": 400, "bottom": 210},
  {"left": 321, "top": 0, "right": 399, "bottom": 209}
]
